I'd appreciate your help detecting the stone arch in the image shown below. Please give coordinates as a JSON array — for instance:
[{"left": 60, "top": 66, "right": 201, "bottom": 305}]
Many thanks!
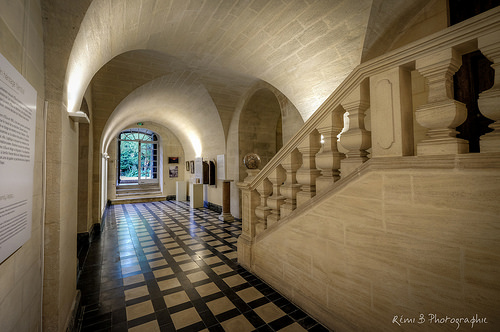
[
  {"left": 106, "top": 122, "right": 186, "bottom": 200},
  {"left": 226, "top": 81, "right": 303, "bottom": 218},
  {"left": 99, "top": 72, "right": 225, "bottom": 159},
  {"left": 238, "top": 89, "right": 283, "bottom": 183}
]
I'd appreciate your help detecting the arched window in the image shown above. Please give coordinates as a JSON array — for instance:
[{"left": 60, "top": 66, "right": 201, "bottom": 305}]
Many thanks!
[{"left": 117, "top": 128, "right": 158, "bottom": 184}]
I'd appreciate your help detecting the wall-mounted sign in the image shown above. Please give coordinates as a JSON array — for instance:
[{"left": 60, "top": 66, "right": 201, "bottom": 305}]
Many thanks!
[
  {"left": 0, "top": 52, "right": 37, "bottom": 263},
  {"left": 194, "top": 157, "right": 203, "bottom": 182},
  {"left": 217, "top": 154, "right": 225, "bottom": 180}
]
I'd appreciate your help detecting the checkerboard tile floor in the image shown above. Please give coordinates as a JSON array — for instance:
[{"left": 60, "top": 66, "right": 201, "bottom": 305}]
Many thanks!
[{"left": 77, "top": 201, "right": 330, "bottom": 331}]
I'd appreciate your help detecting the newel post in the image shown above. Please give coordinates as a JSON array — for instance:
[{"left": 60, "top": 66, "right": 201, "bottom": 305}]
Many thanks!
[
  {"left": 236, "top": 154, "right": 261, "bottom": 269},
  {"left": 478, "top": 32, "right": 500, "bottom": 152},
  {"left": 315, "top": 106, "right": 345, "bottom": 193},
  {"left": 415, "top": 48, "right": 468, "bottom": 155}
]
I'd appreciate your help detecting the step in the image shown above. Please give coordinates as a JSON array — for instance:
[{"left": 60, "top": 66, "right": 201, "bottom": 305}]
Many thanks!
[
  {"left": 110, "top": 195, "right": 167, "bottom": 205},
  {"left": 116, "top": 190, "right": 162, "bottom": 197},
  {"left": 116, "top": 184, "right": 161, "bottom": 197},
  {"left": 117, "top": 185, "right": 160, "bottom": 191}
]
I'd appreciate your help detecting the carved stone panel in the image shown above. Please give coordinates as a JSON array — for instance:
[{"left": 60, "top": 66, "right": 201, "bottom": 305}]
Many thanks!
[
  {"left": 375, "top": 79, "right": 395, "bottom": 150},
  {"left": 370, "top": 67, "right": 414, "bottom": 157}
]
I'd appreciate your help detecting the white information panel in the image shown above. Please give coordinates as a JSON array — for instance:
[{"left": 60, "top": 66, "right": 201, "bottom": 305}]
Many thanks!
[
  {"left": 217, "top": 154, "right": 225, "bottom": 180},
  {"left": 194, "top": 157, "right": 203, "bottom": 182},
  {"left": 0, "top": 52, "right": 37, "bottom": 263}
]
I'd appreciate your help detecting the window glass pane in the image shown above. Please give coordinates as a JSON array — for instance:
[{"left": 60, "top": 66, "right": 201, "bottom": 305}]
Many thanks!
[
  {"left": 119, "top": 140, "right": 139, "bottom": 181},
  {"left": 140, "top": 142, "right": 153, "bottom": 179},
  {"left": 118, "top": 128, "right": 158, "bottom": 183}
]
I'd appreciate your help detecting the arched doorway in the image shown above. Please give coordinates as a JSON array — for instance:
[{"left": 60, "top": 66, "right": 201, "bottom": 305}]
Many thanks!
[{"left": 117, "top": 128, "right": 159, "bottom": 185}]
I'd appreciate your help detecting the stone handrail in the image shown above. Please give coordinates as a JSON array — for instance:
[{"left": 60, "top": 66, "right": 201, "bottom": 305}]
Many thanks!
[{"left": 237, "top": 6, "right": 500, "bottom": 266}]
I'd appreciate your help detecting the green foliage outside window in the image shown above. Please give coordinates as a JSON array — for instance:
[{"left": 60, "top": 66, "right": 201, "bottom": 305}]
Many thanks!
[
  {"left": 120, "top": 140, "right": 139, "bottom": 177},
  {"left": 119, "top": 129, "right": 157, "bottom": 181}
]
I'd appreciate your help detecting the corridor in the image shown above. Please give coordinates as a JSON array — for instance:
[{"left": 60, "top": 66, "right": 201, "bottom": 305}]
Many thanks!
[{"left": 77, "top": 201, "right": 329, "bottom": 331}]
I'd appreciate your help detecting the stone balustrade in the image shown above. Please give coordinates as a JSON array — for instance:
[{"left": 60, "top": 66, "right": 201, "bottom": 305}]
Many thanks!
[{"left": 237, "top": 7, "right": 500, "bottom": 269}]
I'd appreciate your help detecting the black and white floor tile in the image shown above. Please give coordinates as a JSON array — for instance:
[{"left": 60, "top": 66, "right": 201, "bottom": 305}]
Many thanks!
[{"left": 76, "top": 200, "right": 330, "bottom": 331}]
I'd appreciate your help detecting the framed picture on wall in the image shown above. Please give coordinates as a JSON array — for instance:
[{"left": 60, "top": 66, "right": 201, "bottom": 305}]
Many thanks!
[
  {"left": 168, "top": 157, "right": 179, "bottom": 163},
  {"left": 169, "top": 166, "right": 178, "bottom": 178},
  {"left": 190, "top": 160, "right": 194, "bottom": 174},
  {"left": 186, "top": 161, "right": 190, "bottom": 171}
]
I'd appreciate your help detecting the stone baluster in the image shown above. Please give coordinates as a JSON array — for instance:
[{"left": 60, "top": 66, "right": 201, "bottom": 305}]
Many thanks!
[
  {"left": 296, "top": 130, "right": 322, "bottom": 207},
  {"left": 315, "top": 106, "right": 345, "bottom": 193},
  {"left": 478, "top": 32, "right": 500, "bottom": 152},
  {"left": 280, "top": 148, "right": 302, "bottom": 218},
  {"left": 254, "top": 178, "right": 272, "bottom": 235},
  {"left": 266, "top": 165, "right": 286, "bottom": 227},
  {"left": 339, "top": 79, "right": 371, "bottom": 177},
  {"left": 415, "top": 48, "right": 468, "bottom": 155}
]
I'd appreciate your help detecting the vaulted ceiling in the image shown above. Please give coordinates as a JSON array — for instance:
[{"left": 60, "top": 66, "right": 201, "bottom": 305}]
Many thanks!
[{"left": 47, "top": 0, "right": 437, "bottom": 154}]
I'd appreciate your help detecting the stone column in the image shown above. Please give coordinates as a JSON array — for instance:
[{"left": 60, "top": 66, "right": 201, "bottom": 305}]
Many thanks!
[
  {"left": 280, "top": 148, "right": 302, "bottom": 218},
  {"left": 266, "top": 165, "right": 286, "bottom": 227},
  {"left": 339, "top": 79, "right": 371, "bottom": 176},
  {"left": 478, "top": 32, "right": 500, "bottom": 152},
  {"left": 296, "top": 130, "right": 321, "bottom": 207},
  {"left": 315, "top": 107, "right": 345, "bottom": 193},
  {"left": 218, "top": 180, "right": 234, "bottom": 221},
  {"left": 415, "top": 48, "right": 468, "bottom": 155}
]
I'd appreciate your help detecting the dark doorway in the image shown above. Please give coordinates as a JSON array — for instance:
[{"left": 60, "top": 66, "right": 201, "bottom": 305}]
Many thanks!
[
  {"left": 454, "top": 51, "right": 495, "bottom": 152},
  {"left": 449, "top": 0, "right": 500, "bottom": 25}
]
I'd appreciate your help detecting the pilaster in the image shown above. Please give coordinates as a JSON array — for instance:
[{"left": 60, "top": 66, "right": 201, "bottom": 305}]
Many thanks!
[{"left": 370, "top": 66, "right": 414, "bottom": 157}]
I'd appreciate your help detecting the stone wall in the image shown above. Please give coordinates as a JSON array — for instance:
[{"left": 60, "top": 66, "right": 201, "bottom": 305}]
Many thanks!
[
  {"left": 250, "top": 159, "right": 500, "bottom": 331},
  {"left": 0, "top": 0, "right": 45, "bottom": 331}
]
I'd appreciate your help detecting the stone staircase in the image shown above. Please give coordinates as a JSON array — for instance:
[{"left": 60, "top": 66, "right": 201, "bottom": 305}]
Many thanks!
[
  {"left": 111, "top": 183, "right": 165, "bottom": 205},
  {"left": 236, "top": 9, "right": 500, "bottom": 331}
]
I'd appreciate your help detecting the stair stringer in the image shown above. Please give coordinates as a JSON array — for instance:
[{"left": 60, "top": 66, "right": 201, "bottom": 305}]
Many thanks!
[{"left": 246, "top": 155, "right": 500, "bottom": 332}]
